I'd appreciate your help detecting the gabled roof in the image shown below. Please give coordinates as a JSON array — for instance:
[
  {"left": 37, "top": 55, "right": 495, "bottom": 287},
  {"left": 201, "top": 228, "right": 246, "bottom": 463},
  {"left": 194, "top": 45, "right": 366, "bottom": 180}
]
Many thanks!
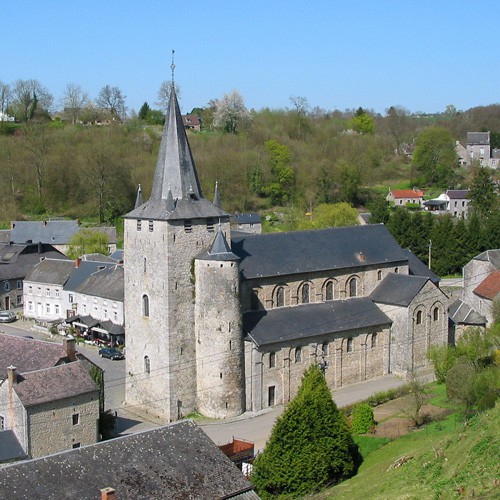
[
  {"left": 472, "top": 249, "right": 500, "bottom": 269},
  {"left": 125, "top": 87, "right": 228, "bottom": 222},
  {"left": 24, "top": 258, "right": 74, "bottom": 286},
  {"left": 231, "top": 213, "right": 262, "bottom": 224},
  {"left": 232, "top": 224, "right": 409, "bottom": 280},
  {"left": 404, "top": 249, "right": 440, "bottom": 284},
  {"left": 10, "top": 220, "right": 79, "bottom": 244},
  {"left": 389, "top": 189, "right": 424, "bottom": 199},
  {"left": 0, "top": 335, "right": 70, "bottom": 380},
  {"left": 446, "top": 189, "right": 469, "bottom": 199},
  {"left": 74, "top": 265, "right": 124, "bottom": 301},
  {"left": 448, "top": 299, "right": 486, "bottom": 326},
  {"left": 0, "top": 421, "right": 256, "bottom": 499},
  {"left": 13, "top": 361, "right": 98, "bottom": 407},
  {"left": 370, "top": 273, "right": 430, "bottom": 307},
  {"left": 182, "top": 114, "right": 201, "bottom": 127},
  {"left": 244, "top": 298, "right": 391, "bottom": 347},
  {"left": 63, "top": 260, "right": 116, "bottom": 292},
  {"left": 467, "top": 131, "right": 490, "bottom": 145},
  {"left": 473, "top": 270, "right": 500, "bottom": 300}
]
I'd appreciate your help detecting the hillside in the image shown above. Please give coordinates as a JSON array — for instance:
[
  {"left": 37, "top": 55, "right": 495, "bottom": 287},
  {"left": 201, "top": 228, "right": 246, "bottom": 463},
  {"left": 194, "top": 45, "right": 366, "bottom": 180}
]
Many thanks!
[{"left": 312, "top": 404, "right": 499, "bottom": 499}]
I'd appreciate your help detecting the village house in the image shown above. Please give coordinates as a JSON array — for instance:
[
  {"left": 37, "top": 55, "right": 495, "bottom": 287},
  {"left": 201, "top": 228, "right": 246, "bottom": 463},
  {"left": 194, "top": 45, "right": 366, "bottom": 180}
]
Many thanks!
[
  {"left": 0, "top": 335, "right": 100, "bottom": 461},
  {"left": 386, "top": 188, "right": 424, "bottom": 206},
  {"left": 182, "top": 113, "right": 201, "bottom": 131},
  {"left": 423, "top": 189, "right": 470, "bottom": 218},
  {"left": 455, "top": 131, "right": 499, "bottom": 169},
  {"left": 123, "top": 84, "right": 448, "bottom": 423}
]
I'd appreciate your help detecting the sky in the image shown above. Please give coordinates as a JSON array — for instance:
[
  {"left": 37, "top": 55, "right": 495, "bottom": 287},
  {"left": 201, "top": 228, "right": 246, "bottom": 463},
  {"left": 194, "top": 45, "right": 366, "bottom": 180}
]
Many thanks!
[{"left": 2, "top": 1, "right": 500, "bottom": 116}]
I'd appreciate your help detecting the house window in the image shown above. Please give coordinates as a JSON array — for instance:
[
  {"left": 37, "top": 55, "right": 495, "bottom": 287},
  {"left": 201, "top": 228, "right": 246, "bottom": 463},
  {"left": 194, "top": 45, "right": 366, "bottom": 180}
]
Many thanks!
[
  {"left": 45, "top": 304, "right": 50, "bottom": 314},
  {"left": 433, "top": 307, "right": 439, "bottom": 321},
  {"left": 16, "top": 295, "right": 22, "bottom": 306},
  {"left": 55, "top": 304, "right": 60, "bottom": 315},
  {"left": 16, "top": 280, "right": 22, "bottom": 289},
  {"left": 28, "top": 286, "right": 33, "bottom": 295},
  {"left": 322, "top": 342, "right": 329, "bottom": 356},
  {"left": 114, "top": 311, "right": 118, "bottom": 322},
  {"left": 268, "top": 386, "right": 276, "bottom": 407},
  {"left": 301, "top": 283, "right": 310, "bottom": 304},
  {"left": 295, "top": 347, "right": 302, "bottom": 363},
  {"left": 69, "top": 294, "right": 74, "bottom": 303},
  {"left": 28, "top": 301, "right": 33, "bottom": 312},
  {"left": 55, "top": 289, "right": 60, "bottom": 298},
  {"left": 325, "top": 281, "right": 333, "bottom": 301},
  {"left": 72, "top": 443, "right": 81, "bottom": 449},
  {"left": 142, "top": 294, "right": 150, "bottom": 317},
  {"left": 416, "top": 310, "right": 423, "bottom": 325},
  {"left": 72, "top": 414, "right": 80, "bottom": 426},
  {"left": 206, "top": 219, "right": 215, "bottom": 232},
  {"left": 269, "top": 351, "right": 276, "bottom": 368},
  {"left": 347, "top": 337, "right": 353, "bottom": 353},
  {"left": 377, "top": 270, "right": 382, "bottom": 281},
  {"left": 144, "top": 257, "right": 147, "bottom": 273},
  {"left": 45, "top": 288, "right": 50, "bottom": 297},
  {"left": 349, "top": 278, "right": 357, "bottom": 298},
  {"left": 149, "top": 220, "right": 154, "bottom": 232},
  {"left": 394, "top": 268, "right": 399, "bottom": 274},
  {"left": 0, "top": 416, "right": 4, "bottom": 430},
  {"left": 276, "top": 287, "right": 284, "bottom": 308},
  {"left": 144, "top": 355, "right": 150, "bottom": 374},
  {"left": 83, "top": 304, "right": 87, "bottom": 313},
  {"left": 184, "top": 220, "right": 192, "bottom": 233},
  {"left": 137, "top": 220, "right": 142, "bottom": 231},
  {"left": 4, "top": 282, "right": 10, "bottom": 292},
  {"left": 371, "top": 333, "right": 377, "bottom": 348},
  {"left": 104, "top": 309, "right": 108, "bottom": 319},
  {"left": 37, "top": 287, "right": 41, "bottom": 295}
]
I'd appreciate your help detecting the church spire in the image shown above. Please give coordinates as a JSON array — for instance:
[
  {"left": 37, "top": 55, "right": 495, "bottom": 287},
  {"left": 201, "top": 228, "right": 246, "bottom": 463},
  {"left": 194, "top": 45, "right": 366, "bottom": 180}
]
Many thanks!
[{"left": 134, "top": 184, "right": 143, "bottom": 209}]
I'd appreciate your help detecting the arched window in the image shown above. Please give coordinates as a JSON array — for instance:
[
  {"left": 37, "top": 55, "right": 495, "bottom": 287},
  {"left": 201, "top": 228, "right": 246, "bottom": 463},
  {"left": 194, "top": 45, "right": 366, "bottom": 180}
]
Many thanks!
[
  {"left": 301, "top": 283, "right": 310, "bottom": 304},
  {"left": 322, "top": 342, "right": 329, "bottom": 356},
  {"left": 144, "top": 355, "right": 150, "bottom": 374},
  {"left": 276, "top": 287, "right": 284, "bottom": 308},
  {"left": 416, "top": 310, "right": 423, "bottom": 325},
  {"left": 295, "top": 347, "right": 302, "bottom": 363},
  {"left": 347, "top": 337, "right": 353, "bottom": 352},
  {"left": 377, "top": 270, "right": 382, "bottom": 281},
  {"left": 349, "top": 278, "right": 357, "bottom": 298},
  {"left": 433, "top": 307, "right": 439, "bottom": 321},
  {"left": 371, "top": 333, "right": 377, "bottom": 348},
  {"left": 142, "top": 294, "right": 149, "bottom": 317},
  {"left": 269, "top": 351, "right": 276, "bottom": 368},
  {"left": 325, "top": 281, "right": 334, "bottom": 301}
]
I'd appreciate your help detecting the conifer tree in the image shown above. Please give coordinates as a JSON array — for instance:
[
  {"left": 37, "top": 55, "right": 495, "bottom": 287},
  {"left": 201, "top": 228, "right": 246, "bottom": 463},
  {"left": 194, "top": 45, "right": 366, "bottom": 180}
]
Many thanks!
[{"left": 251, "top": 365, "right": 358, "bottom": 498}]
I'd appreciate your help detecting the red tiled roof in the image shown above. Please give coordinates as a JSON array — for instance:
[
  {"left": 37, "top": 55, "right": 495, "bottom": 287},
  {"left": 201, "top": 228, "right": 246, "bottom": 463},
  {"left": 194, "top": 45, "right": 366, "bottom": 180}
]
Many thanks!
[
  {"left": 473, "top": 270, "right": 500, "bottom": 300},
  {"left": 390, "top": 189, "right": 424, "bottom": 198},
  {"left": 182, "top": 114, "right": 200, "bottom": 126}
]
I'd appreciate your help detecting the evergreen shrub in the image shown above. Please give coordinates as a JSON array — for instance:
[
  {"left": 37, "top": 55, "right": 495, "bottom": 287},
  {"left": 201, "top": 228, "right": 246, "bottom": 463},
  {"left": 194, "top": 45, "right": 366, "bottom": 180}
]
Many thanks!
[{"left": 350, "top": 403, "right": 375, "bottom": 434}]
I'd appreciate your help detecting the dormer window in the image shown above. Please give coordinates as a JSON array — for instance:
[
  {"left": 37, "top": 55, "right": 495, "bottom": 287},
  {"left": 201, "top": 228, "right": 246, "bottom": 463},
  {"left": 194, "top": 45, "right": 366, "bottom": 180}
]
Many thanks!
[
  {"left": 149, "top": 220, "right": 154, "bottom": 232},
  {"left": 137, "top": 220, "right": 142, "bottom": 231},
  {"left": 184, "top": 220, "right": 192, "bottom": 233},
  {"left": 206, "top": 219, "right": 215, "bottom": 232}
]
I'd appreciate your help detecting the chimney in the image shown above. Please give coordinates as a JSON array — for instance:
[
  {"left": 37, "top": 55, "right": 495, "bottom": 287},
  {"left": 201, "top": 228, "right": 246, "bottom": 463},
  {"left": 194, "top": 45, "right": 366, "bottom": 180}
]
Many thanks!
[
  {"left": 75, "top": 258, "right": 81, "bottom": 268},
  {"left": 100, "top": 487, "right": 116, "bottom": 500},
  {"left": 64, "top": 337, "right": 77, "bottom": 361},
  {"left": 7, "top": 366, "right": 17, "bottom": 386}
]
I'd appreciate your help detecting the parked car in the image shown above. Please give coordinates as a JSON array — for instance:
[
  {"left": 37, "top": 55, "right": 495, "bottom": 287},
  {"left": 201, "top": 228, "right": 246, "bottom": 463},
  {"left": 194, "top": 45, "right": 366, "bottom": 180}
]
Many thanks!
[
  {"left": 99, "top": 347, "right": 125, "bottom": 360},
  {"left": 0, "top": 311, "right": 17, "bottom": 323}
]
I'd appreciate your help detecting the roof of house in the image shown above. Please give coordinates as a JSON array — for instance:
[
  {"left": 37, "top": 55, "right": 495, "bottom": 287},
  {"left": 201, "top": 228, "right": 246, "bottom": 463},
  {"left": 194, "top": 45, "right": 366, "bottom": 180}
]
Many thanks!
[
  {"left": 74, "top": 265, "right": 124, "bottom": 301},
  {"left": 0, "top": 421, "right": 257, "bottom": 499},
  {"left": 109, "top": 249, "right": 124, "bottom": 262},
  {"left": 473, "top": 270, "right": 500, "bottom": 300},
  {"left": 446, "top": 189, "right": 469, "bottom": 199},
  {"left": 0, "top": 335, "right": 69, "bottom": 379},
  {"left": 0, "top": 243, "right": 66, "bottom": 281},
  {"left": 63, "top": 260, "right": 116, "bottom": 292},
  {"left": 232, "top": 224, "right": 409, "bottom": 280},
  {"left": 448, "top": 299, "right": 486, "bottom": 326},
  {"left": 370, "top": 274, "right": 431, "bottom": 307},
  {"left": 404, "top": 249, "right": 440, "bottom": 284},
  {"left": 81, "top": 253, "right": 117, "bottom": 263},
  {"left": 388, "top": 189, "right": 424, "bottom": 199},
  {"left": 467, "top": 131, "right": 490, "bottom": 145},
  {"left": 231, "top": 213, "right": 262, "bottom": 224},
  {"left": 472, "top": 249, "right": 500, "bottom": 269},
  {"left": 0, "top": 430, "right": 26, "bottom": 463},
  {"left": 243, "top": 298, "right": 391, "bottom": 347},
  {"left": 24, "top": 258, "right": 74, "bottom": 286},
  {"left": 182, "top": 114, "right": 201, "bottom": 126},
  {"left": 12, "top": 361, "right": 98, "bottom": 407}
]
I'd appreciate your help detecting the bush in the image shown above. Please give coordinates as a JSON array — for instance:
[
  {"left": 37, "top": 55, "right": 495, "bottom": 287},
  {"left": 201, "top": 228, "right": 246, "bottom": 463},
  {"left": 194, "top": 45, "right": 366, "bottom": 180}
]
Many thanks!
[{"left": 350, "top": 403, "right": 375, "bottom": 434}]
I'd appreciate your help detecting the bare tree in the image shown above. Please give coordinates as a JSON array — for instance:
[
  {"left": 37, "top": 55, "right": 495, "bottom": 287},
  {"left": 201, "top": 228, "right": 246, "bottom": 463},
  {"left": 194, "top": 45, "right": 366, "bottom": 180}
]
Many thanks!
[
  {"left": 0, "top": 81, "right": 10, "bottom": 116},
  {"left": 61, "top": 83, "right": 89, "bottom": 124},
  {"left": 213, "top": 90, "right": 251, "bottom": 134},
  {"left": 11, "top": 79, "right": 53, "bottom": 121},
  {"left": 156, "top": 81, "right": 182, "bottom": 112},
  {"left": 289, "top": 95, "right": 309, "bottom": 138},
  {"left": 386, "top": 106, "right": 410, "bottom": 155},
  {"left": 95, "top": 85, "right": 126, "bottom": 119}
]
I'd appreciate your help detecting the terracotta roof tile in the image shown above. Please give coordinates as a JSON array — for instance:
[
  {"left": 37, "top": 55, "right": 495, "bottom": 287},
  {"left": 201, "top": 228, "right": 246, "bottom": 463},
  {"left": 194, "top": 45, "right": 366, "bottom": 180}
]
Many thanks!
[
  {"left": 390, "top": 189, "right": 424, "bottom": 198},
  {"left": 473, "top": 270, "right": 500, "bottom": 300}
]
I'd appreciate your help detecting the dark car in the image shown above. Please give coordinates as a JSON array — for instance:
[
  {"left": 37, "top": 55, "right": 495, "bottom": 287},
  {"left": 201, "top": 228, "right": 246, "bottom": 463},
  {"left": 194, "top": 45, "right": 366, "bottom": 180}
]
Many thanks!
[
  {"left": 99, "top": 347, "right": 125, "bottom": 360},
  {"left": 0, "top": 311, "right": 17, "bottom": 323}
]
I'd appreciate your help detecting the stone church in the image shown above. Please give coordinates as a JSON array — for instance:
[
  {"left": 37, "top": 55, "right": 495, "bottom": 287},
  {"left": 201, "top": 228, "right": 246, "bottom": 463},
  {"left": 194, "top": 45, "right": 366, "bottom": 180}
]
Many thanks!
[{"left": 124, "top": 86, "right": 448, "bottom": 422}]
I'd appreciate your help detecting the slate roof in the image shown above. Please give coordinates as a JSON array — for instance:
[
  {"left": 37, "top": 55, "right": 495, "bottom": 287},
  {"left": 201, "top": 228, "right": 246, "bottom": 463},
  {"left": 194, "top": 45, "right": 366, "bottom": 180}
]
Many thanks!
[
  {"left": 0, "top": 335, "right": 69, "bottom": 379},
  {"left": 0, "top": 243, "right": 66, "bottom": 281},
  {"left": 197, "top": 226, "right": 239, "bottom": 262},
  {"left": 0, "top": 421, "right": 257, "bottom": 499},
  {"left": 74, "top": 265, "right": 124, "bottom": 301},
  {"left": 63, "top": 260, "right": 116, "bottom": 292},
  {"left": 232, "top": 224, "right": 409, "bottom": 280},
  {"left": 473, "top": 270, "right": 500, "bottom": 300},
  {"left": 81, "top": 253, "right": 117, "bottom": 263},
  {"left": 467, "top": 131, "right": 490, "bottom": 145},
  {"left": 13, "top": 361, "right": 98, "bottom": 407},
  {"left": 0, "top": 430, "right": 26, "bottom": 463},
  {"left": 448, "top": 299, "right": 486, "bottom": 326},
  {"left": 109, "top": 249, "right": 124, "bottom": 262},
  {"left": 446, "top": 189, "right": 469, "bottom": 199},
  {"left": 231, "top": 213, "right": 262, "bottom": 224},
  {"left": 370, "top": 274, "right": 430, "bottom": 307},
  {"left": 243, "top": 298, "right": 391, "bottom": 347},
  {"left": 472, "top": 249, "right": 500, "bottom": 269},
  {"left": 24, "top": 258, "right": 74, "bottom": 286},
  {"left": 404, "top": 249, "right": 440, "bottom": 284}
]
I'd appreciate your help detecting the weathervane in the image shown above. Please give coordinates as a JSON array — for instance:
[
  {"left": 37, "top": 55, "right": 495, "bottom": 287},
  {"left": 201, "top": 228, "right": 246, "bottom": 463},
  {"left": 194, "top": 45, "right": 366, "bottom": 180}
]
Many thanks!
[{"left": 170, "top": 49, "right": 176, "bottom": 85}]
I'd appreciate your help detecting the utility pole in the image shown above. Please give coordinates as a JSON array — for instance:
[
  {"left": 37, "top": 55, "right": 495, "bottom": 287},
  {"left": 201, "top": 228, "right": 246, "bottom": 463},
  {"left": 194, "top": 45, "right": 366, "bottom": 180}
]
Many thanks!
[{"left": 428, "top": 239, "right": 432, "bottom": 270}]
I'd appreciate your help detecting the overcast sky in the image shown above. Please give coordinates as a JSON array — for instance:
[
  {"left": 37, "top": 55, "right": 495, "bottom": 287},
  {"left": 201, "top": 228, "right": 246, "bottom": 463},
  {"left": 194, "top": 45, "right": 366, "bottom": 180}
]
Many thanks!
[{"left": 3, "top": 1, "right": 499, "bottom": 115}]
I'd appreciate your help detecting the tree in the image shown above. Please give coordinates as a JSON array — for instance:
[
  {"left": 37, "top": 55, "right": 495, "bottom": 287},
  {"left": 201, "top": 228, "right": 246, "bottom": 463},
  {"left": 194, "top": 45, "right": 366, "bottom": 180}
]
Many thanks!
[
  {"left": 61, "top": 83, "right": 89, "bottom": 124},
  {"left": 67, "top": 229, "right": 109, "bottom": 259},
  {"left": 263, "top": 139, "right": 295, "bottom": 205},
  {"left": 10, "top": 79, "right": 53, "bottom": 122},
  {"left": 138, "top": 102, "right": 151, "bottom": 120},
  {"left": 348, "top": 107, "right": 375, "bottom": 134},
  {"left": 301, "top": 203, "right": 358, "bottom": 229},
  {"left": 156, "top": 81, "right": 182, "bottom": 112},
  {"left": 412, "top": 126, "right": 457, "bottom": 186},
  {"left": 289, "top": 95, "right": 309, "bottom": 138},
  {"left": 96, "top": 85, "right": 126, "bottom": 118},
  {"left": 0, "top": 80, "right": 10, "bottom": 115},
  {"left": 468, "top": 166, "right": 498, "bottom": 218},
  {"left": 368, "top": 195, "right": 389, "bottom": 224},
  {"left": 386, "top": 106, "right": 409, "bottom": 154},
  {"left": 338, "top": 164, "right": 363, "bottom": 205},
  {"left": 251, "top": 365, "right": 358, "bottom": 498},
  {"left": 212, "top": 90, "right": 251, "bottom": 134}
]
